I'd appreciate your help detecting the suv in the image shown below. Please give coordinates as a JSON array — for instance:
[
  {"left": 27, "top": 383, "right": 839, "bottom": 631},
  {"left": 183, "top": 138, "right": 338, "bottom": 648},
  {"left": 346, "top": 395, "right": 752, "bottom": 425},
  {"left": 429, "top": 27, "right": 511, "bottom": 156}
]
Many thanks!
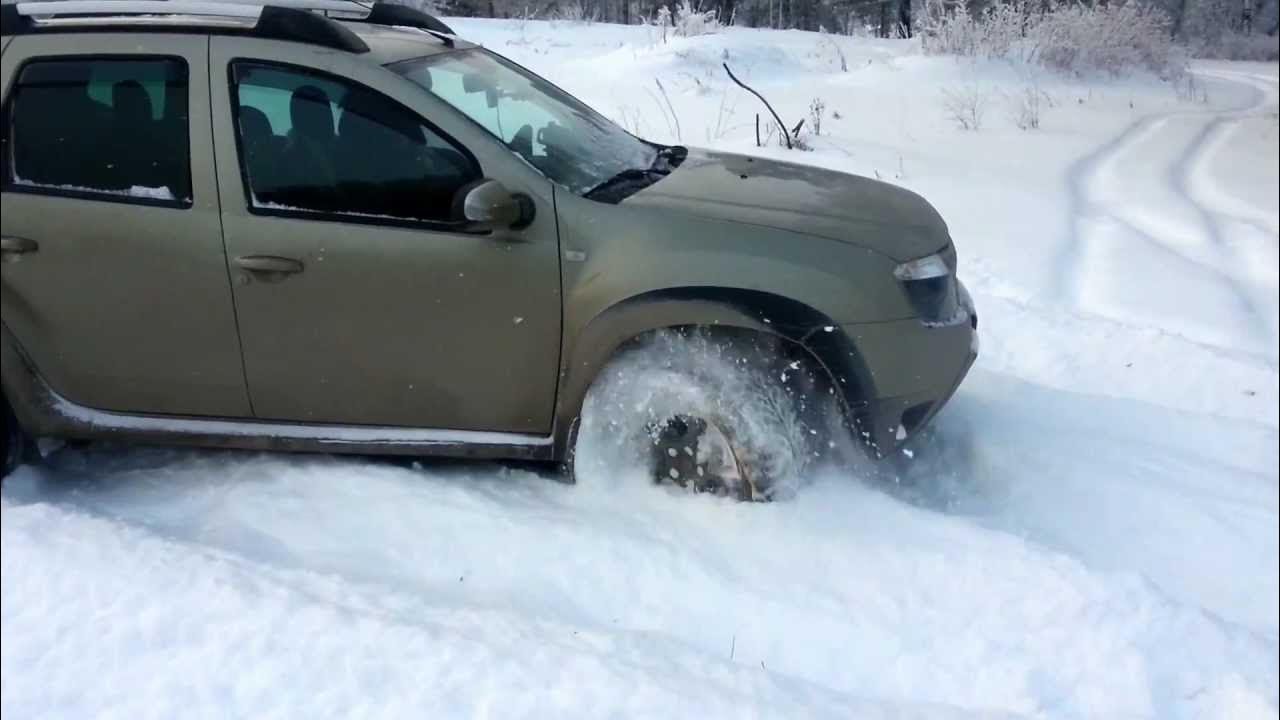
[{"left": 0, "top": 1, "right": 976, "bottom": 499}]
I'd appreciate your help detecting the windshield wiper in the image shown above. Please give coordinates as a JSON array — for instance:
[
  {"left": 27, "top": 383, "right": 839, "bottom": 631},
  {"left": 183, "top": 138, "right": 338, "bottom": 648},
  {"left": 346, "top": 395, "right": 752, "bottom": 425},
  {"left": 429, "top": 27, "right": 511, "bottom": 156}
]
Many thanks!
[
  {"left": 583, "top": 167, "right": 666, "bottom": 203},
  {"left": 585, "top": 146, "right": 685, "bottom": 203},
  {"left": 652, "top": 144, "right": 688, "bottom": 171}
]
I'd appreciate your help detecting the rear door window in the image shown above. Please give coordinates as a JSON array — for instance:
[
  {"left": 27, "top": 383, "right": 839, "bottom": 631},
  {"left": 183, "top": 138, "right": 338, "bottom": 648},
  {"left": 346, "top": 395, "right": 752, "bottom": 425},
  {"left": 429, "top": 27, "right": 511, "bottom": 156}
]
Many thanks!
[{"left": 2, "top": 57, "right": 192, "bottom": 205}]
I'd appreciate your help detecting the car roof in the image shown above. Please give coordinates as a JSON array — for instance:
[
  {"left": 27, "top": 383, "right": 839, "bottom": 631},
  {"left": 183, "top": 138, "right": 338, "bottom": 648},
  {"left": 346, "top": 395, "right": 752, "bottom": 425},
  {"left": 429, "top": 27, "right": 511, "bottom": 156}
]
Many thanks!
[{"left": 0, "top": 2, "right": 478, "bottom": 66}]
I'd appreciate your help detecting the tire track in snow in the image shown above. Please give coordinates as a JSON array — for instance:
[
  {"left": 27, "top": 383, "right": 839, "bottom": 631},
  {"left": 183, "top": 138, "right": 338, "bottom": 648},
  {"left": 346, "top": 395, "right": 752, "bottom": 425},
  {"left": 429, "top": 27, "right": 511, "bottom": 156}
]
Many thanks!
[
  {"left": 1185, "top": 116, "right": 1279, "bottom": 239},
  {"left": 1174, "top": 116, "right": 1280, "bottom": 348},
  {"left": 1061, "top": 69, "right": 1279, "bottom": 359},
  {"left": 1180, "top": 69, "right": 1280, "bottom": 346},
  {"left": 1173, "top": 67, "right": 1277, "bottom": 240}
]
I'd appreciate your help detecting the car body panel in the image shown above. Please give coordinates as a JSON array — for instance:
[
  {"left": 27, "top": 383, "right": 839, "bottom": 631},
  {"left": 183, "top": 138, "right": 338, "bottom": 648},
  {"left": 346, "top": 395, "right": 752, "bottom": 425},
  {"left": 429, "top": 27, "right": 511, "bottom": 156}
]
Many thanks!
[
  {"left": 0, "top": 33, "right": 251, "bottom": 418},
  {"left": 0, "top": 323, "right": 555, "bottom": 460},
  {"left": 208, "top": 35, "right": 563, "bottom": 432},
  {"left": 625, "top": 149, "right": 951, "bottom": 262},
  {"left": 547, "top": 184, "right": 964, "bottom": 456}
]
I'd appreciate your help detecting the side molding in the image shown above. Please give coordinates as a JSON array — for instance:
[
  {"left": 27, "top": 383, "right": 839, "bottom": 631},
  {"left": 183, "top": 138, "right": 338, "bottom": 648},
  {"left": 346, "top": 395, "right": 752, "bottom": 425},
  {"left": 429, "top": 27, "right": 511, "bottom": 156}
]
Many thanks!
[{"left": 1, "top": 324, "right": 554, "bottom": 460}]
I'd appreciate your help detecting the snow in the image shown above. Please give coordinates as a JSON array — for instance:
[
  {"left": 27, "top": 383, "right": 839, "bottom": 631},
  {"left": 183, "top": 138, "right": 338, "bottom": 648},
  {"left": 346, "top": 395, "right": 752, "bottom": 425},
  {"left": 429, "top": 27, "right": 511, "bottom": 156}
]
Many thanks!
[
  {"left": 12, "top": 178, "right": 177, "bottom": 201},
  {"left": 3, "top": 21, "right": 1279, "bottom": 719}
]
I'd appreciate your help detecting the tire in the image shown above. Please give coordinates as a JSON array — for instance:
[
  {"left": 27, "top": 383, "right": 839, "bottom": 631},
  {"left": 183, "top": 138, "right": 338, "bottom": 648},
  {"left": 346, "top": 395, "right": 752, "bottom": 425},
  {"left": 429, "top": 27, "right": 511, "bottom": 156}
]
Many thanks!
[
  {"left": 574, "top": 328, "right": 839, "bottom": 501},
  {"left": 2, "top": 398, "right": 27, "bottom": 482}
]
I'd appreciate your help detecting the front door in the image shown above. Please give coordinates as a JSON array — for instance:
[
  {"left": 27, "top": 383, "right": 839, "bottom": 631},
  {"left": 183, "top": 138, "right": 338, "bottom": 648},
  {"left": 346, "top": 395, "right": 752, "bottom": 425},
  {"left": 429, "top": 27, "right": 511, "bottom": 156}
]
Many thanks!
[
  {"left": 208, "top": 38, "right": 561, "bottom": 432},
  {"left": 0, "top": 35, "right": 250, "bottom": 417}
]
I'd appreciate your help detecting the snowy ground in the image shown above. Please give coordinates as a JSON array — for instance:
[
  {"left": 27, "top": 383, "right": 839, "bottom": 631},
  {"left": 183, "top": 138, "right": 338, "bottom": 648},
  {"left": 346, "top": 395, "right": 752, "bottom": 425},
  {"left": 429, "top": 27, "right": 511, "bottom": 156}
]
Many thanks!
[{"left": 3, "top": 21, "right": 1278, "bottom": 720}]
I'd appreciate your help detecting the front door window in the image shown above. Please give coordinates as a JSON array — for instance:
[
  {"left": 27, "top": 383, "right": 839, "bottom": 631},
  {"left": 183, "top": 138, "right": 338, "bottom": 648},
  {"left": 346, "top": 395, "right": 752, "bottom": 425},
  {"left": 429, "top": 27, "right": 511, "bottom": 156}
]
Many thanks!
[{"left": 230, "top": 61, "right": 480, "bottom": 224}]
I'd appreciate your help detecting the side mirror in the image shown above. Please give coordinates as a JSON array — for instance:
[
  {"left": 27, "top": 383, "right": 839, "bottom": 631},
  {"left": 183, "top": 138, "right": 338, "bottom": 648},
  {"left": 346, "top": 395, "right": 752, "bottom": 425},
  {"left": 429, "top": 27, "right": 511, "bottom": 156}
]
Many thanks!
[
  {"left": 458, "top": 179, "right": 535, "bottom": 230},
  {"left": 462, "top": 72, "right": 499, "bottom": 107}
]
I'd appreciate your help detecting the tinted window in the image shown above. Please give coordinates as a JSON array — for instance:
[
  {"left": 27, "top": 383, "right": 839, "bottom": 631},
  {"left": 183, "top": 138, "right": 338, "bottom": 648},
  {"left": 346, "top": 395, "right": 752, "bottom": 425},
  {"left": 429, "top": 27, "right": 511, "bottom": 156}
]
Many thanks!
[
  {"left": 3, "top": 57, "right": 191, "bottom": 204},
  {"left": 231, "top": 62, "right": 480, "bottom": 223}
]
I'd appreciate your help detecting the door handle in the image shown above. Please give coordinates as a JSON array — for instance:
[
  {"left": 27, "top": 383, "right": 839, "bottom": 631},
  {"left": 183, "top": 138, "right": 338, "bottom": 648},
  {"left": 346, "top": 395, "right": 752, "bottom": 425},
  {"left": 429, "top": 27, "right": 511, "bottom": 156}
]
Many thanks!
[
  {"left": 233, "top": 255, "right": 304, "bottom": 283},
  {"left": 0, "top": 236, "right": 38, "bottom": 263}
]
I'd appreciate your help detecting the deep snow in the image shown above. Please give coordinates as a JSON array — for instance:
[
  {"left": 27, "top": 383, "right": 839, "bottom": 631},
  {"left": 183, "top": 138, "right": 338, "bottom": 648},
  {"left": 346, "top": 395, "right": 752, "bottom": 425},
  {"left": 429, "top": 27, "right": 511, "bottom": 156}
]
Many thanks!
[{"left": 3, "top": 20, "right": 1278, "bottom": 720}]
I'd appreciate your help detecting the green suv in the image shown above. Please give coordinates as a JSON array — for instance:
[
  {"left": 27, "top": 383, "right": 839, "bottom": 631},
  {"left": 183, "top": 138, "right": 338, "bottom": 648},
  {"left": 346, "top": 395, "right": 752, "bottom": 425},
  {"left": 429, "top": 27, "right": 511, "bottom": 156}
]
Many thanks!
[{"left": 0, "top": 1, "right": 976, "bottom": 499}]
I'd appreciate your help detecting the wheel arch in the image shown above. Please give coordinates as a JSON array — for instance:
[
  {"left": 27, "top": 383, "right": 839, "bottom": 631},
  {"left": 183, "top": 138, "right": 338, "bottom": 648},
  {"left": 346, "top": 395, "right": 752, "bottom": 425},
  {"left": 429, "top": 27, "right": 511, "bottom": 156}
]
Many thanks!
[
  {"left": 552, "top": 286, "right": 873, "bottom": 458},
  {"left": 0, "top": 321, "right": 45, "bottom": 434}
]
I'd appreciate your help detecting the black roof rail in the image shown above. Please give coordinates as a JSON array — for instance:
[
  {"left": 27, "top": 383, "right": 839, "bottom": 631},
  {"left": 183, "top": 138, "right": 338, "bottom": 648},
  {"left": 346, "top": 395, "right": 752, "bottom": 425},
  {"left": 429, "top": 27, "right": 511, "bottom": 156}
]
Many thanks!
[
  {"left": 256, "top": 5, "right": 369, "bottom": 51},
  {"left": 1, "top": 2, "right": 370, "bottom": 54},
  {"left": 362, "top": 2, "right": 453, "bottom": 35}
]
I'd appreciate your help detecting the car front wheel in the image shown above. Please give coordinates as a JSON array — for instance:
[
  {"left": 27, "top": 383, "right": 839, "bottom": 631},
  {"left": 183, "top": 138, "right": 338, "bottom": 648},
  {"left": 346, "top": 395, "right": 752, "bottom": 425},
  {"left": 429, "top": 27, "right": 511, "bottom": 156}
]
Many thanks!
[
  {"left": 573, "top": 329, "right": 839, "bottom": 501},
  {"left": 2, "top": 399, "right": 28, "bottom": 482}
]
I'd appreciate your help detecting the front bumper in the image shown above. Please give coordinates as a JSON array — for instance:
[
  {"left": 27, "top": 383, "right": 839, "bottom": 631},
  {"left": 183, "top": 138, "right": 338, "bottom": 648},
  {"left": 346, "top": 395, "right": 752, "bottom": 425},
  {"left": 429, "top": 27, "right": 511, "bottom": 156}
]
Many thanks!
[{"left": 806, "top": 283, "right": 978, "bottom": 456}]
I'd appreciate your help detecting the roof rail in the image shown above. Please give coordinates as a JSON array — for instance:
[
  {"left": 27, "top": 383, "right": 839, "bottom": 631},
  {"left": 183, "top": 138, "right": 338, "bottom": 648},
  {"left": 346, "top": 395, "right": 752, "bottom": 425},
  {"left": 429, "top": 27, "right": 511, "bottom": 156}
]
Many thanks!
[
  {"left": 2, "top": 2, "right": 371, "bottom": 54},
  {"left": 175, "top": 0, "right": 455, "bottom": 34},
  {"left": 254, "top": 4, "right": 369, "bottom": 51},
  {"left": 198, "top": 0, "right": 373, "bottom": 17},
  {"left": 362, "top": 3, "right": 453, "bottom": 35}
]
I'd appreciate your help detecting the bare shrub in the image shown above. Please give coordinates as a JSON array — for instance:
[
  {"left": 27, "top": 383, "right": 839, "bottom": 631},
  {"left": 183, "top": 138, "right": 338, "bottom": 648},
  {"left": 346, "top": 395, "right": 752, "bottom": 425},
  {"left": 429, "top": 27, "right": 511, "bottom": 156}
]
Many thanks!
[
  {"left": 822, "top": 35, "right": 849, "bottom": 71},
  {"left": 616, "top": 104, "right": 645, "bottom": 135},
  {"left": 707, "top": 87, "right": 742, "bottom": 141},
  {"left": 1174, "top": 73, "right": 1210, "bottom": 104},
  {"left": 648, "top": 78, "right": 683, "bottom": 141},
  {"left": 652, "top": 6, "right": 672, "bottom": 44},
  {"left": 941, "top": 84, "right": 989, "bottom": 130},
  {"left": 552, "top": 0, "right": 596, "bottom": 23},
  {"left": 808, "top": 97, "right": 826, "bottom": 136},
  {"left": 672, "top": 0, "right": 721, "bottom": 37},
  {"left": 1008, "top": 84, "right": 1049, "bottom": 129}
]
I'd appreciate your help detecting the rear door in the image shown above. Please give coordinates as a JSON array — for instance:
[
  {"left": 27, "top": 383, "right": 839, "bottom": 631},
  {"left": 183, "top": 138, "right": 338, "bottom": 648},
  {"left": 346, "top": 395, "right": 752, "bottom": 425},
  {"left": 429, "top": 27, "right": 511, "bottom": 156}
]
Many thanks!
[
  {"left": 0, "top": 34, "right": 251, "bottom": 417},
  {"left": 208, "top": 38, "right": 562, "bottom": 432}
]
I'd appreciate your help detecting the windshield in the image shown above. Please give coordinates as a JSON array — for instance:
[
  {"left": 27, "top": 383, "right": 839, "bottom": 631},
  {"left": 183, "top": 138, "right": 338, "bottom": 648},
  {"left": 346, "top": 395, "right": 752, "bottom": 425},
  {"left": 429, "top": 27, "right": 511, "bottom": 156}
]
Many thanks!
[{"left": 391, "top": 49, "right": 660, "bottom": 197}]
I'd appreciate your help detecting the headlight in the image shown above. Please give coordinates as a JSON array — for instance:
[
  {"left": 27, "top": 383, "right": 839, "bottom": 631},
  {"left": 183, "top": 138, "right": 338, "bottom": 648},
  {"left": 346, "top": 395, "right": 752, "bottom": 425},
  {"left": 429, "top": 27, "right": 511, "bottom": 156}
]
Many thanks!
[
  {"left": 894, "top": 250, "right": 961, "bottom": 325},
  {"left": 893, "top": 253, "right": 950, "bottom": 281}
]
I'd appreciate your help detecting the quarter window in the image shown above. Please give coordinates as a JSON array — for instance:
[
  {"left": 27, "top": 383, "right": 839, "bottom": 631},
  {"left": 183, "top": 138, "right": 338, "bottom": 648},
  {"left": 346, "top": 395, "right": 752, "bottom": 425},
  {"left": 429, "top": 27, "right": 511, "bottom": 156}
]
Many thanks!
[
  {"left": 3, "top": 57, "right": 192, "bottom": 205},
  {"left": 230, "top": 62, "right": 480, "bottom": 224}
]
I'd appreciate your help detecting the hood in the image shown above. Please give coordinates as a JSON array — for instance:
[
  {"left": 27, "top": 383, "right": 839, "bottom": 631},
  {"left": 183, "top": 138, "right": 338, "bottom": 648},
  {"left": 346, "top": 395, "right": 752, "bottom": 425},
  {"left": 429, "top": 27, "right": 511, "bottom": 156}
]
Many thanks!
[{"left": 624, "top": 149, "right": 950, "bottom": 262}]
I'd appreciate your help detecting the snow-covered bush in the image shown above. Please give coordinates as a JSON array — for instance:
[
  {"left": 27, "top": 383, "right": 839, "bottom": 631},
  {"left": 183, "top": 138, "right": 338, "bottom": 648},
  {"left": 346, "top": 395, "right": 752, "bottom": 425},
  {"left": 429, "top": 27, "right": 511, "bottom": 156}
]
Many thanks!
[
  {"left": 920, "top": 0, "right": 1026, "bottom": 60},
  {"left": 1031, "top": 1, "right": 1182, "bottom": 78},
  {"left": 652, "top": 5, "right": 673, "bottom": 43},
  {"left": 1174, "top": 0, "right": 1280, "bottom": 59},
  {"left": 552, "top": 0, "right": 596, "bottom": 24},
  {"left": 941, "top": 84, "right": 990, "bottom": 130},
  {"left": 1196, "top": 31, "right": 1280, "bottom": 61},
  {"left": 671, "top": 0, "right": 721, "bottom": 37},
  {"left": 922, "top": 0, "right": 1186, "bottom": 79}
]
